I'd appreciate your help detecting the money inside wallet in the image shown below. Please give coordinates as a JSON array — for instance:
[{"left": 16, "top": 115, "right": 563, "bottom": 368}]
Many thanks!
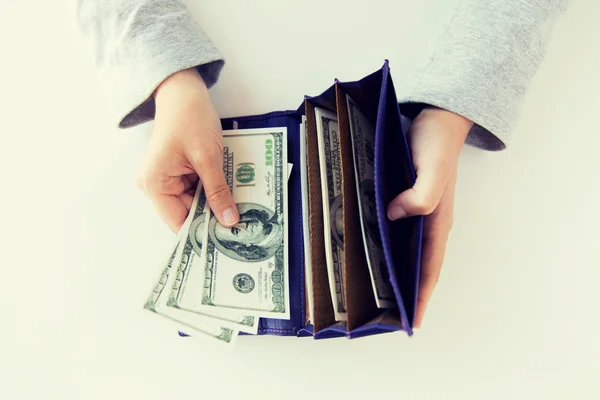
[{"left": 143, "top": 61, "right": 424, "bottom": 342}]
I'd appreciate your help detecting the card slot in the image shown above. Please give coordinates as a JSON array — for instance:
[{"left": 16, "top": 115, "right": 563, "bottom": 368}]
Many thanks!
[
  {"left": 334, "top": 83, "right": 380, "bottom": 331},
  {"left": 303, "top": 101, "right": 337, "bottom": 333},
  {"left": 336, "top": 69, "right": 384, "bottom": 130}
]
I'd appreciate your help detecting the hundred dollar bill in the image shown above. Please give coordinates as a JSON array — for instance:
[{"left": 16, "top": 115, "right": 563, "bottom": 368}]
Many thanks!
[
  {"left": 144, "top": 244, "right": 238, "bottom": 343},
  {"left": 171, "top": 128, "right": 289, "bottom": 319},
  {"left": 143, "top": 188, "right": 238, "bottom": 344},
  {"left": 315, "top": 107, "right": 346, "bottom": 321},
  {"left": 299, "top": 116, "right": 314, "bottom": 322},
  {"left": 166, "top": 188, "right": 259, "bottom": 334},
  {"left": 346, "top": 95, "right": 395, "bottom": 308}
]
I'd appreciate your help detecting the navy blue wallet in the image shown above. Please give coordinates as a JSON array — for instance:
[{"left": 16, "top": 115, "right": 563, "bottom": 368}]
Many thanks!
[{"left": 184, "top": 60, "right": 424, "bottom": 339}]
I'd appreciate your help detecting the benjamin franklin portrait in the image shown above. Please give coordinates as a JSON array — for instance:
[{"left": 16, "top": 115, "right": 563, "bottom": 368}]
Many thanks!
[
  {"left": 360, "top": 179, "right": 382, "bottom": 247},
  {"left": 330, "top": 194, "right": 344, "bottom": 250},
  {"left": 193, "top": 202, "right": 284, "bottom": 262}
]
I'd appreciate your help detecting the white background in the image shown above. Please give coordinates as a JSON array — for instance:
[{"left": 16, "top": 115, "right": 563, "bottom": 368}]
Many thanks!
[{"left": 1, "top": 0, "right": 599, "bottom": 399}]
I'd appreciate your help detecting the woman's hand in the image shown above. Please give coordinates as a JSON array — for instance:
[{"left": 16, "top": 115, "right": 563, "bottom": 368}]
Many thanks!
[
  {"left": 137, "top": 69, "right": 239, "bottom": 232},
  {"left": 387, "top": 107, "right": 473, "bottom": 328}
]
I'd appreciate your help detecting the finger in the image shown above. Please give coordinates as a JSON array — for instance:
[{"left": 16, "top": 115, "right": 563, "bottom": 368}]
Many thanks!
[
  {"left": 414, "top": 229, "right": 449, "bottom": 328},
  {"left": 188, "top": 147, "right": 239, "bottom": 227},
  {"left": 414, "top": 173, "right": 456, "bottom": 328},
  {"left": 181, "top": 174, "right": 198, "bottom": 193},
  {"left": 387, "top": 165, "right": 450, "bottom": 220},
  {"left": 387, "top": 109, "right": 468, "bottom": 221},
  {"left": 151, "top": 194, "right": 191, "bottom": 233},
  {"left": 179, "top": 192, "right": 194, "bottom": 210}
]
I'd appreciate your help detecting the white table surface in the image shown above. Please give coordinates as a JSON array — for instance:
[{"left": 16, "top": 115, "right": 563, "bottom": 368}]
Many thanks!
[{"left": 1, "top": 1, "right": 599, "bottom": 399}]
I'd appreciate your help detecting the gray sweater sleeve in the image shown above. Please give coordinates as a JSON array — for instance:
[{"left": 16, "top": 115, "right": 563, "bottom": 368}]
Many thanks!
[
  {"left": 77, "top": 0, "right": 570, "bottom": 150},
  {"left": 398, "top": 0, "right": 571, "bottom": 150},
  {"left": 75, "top": 0, "right": 224, "bottom": 128}
]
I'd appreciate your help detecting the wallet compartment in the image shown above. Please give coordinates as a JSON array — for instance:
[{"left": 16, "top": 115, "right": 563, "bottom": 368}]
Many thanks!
[{"left": 373, "top": 62, "right": 424, "bottom": 333}]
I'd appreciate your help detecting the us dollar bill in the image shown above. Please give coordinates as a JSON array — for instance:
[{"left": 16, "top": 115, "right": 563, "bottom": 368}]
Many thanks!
[
  {"left": 315, "top": 107, "right": 347, "bottom": 321},
  {"left": 143, "top": 189, "right": 238, "bottom": 344},
  {"left": 346, "top": 95, "right": 395, "bottom": 308},
  {"left": 171, "top": 128, "right": 290, "bottom": 319},
  {"left": 144, "top": 244, "right": 237, "bottom": 343},
  {"left": 166, "top": 189, "right": 260, "bottom": 334}
]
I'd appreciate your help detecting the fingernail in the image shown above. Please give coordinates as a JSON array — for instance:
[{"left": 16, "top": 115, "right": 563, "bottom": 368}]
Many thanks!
[
  {"left": 387, "top": 206, "right": 407, "bottom": 220},
  {"left": 222, "top": 207, "right": 238, "bottom": 226}
]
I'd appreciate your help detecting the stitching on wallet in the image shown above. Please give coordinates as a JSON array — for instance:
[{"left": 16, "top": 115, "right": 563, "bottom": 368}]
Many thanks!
[
  {"left": 225, "top": 110, "right": 295, "bottom": 123},
  {"left": 259, "top": 328, "right": 297, "bottom": 334},
  {"left": 316, "top": 331, "right": 345, "bottom": 339}
]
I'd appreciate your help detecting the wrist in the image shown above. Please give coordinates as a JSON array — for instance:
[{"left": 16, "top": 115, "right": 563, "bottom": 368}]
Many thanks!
[
  {"left": 153, "top": 68, "right": 209, "bottom": 103},
  {"left": 421, "top": 106, "right": 473, "bottom": 142}
]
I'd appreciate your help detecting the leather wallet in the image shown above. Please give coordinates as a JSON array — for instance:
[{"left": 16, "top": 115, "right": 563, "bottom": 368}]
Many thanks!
[{"left": 182, "top": 60, "right": 423, "bottom": 339}]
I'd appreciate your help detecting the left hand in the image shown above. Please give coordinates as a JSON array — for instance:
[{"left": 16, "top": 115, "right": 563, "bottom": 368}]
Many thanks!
[{"left": 387, "top": 106, "right": 473, "bottom": 328}]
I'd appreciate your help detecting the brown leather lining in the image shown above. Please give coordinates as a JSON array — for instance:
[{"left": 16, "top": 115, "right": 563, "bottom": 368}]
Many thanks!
[
  {"left": 366, "top": 309, "right": 403, "bottom": 328},
  {"left": 304, "top": 100, "right": 336, "bottom": 332},
  {"left": 335, "top": 84, "right": 379, "bottom": 330}
]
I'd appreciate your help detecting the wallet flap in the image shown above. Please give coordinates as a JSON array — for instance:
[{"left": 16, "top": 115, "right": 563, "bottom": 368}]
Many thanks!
[{"left": 374, "top": 62, "right": 424, "bottom": 333}]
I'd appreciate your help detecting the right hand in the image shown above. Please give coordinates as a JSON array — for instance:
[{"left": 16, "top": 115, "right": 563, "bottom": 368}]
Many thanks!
[
  {"left": 387, "top": 106, "right": 472, "bottom": 328},
  {"left": 137, "top": 68, "right": 239, "bottom": 233}
]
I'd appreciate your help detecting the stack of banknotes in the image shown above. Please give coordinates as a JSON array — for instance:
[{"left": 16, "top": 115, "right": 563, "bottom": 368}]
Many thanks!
[
  {"left": 143, "top": 94, "right": 394, "bottom": 344},
  {"left": 144, "top": 128, "right": 290, "bottom": 345}
]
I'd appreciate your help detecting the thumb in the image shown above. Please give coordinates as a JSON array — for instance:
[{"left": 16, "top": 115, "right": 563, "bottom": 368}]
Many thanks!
[
  {"left": 387, "top": 166, "right": 450, "bottom": 220},
  {"left": 189, "top": 147, "right": 239, "bottom": 227},
  {"left": 387, "top": 107, "right": 470, "bottom": 221}
]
